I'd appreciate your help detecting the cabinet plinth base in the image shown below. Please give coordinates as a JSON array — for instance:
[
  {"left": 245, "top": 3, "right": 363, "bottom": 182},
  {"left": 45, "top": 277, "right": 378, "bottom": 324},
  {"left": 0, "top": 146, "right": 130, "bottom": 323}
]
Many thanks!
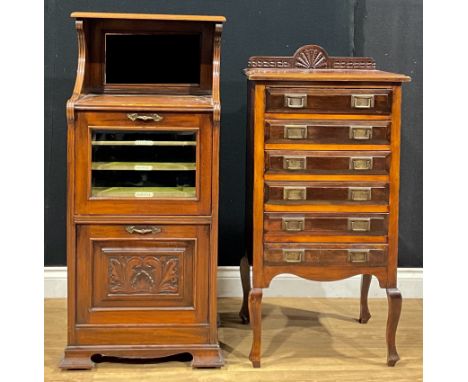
[{"left": 61, "top": 345, "right": 224, "bottom": 369}]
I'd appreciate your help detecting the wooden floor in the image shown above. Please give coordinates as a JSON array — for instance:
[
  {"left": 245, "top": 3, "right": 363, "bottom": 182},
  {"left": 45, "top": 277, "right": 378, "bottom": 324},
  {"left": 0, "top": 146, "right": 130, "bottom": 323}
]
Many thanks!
[{"left": 45, "top": 298, "right": 422, "bottom": 381}]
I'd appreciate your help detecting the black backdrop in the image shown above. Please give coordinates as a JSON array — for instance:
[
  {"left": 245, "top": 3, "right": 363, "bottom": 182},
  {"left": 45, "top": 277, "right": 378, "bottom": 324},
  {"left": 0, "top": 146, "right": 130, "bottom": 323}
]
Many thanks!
[{"left": 45, "top": 0, "right": 422, "bottom": 267}]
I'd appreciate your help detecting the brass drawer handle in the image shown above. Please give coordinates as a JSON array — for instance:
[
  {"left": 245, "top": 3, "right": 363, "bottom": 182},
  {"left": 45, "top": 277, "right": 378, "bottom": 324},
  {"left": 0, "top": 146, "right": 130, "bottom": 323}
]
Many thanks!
[
  {"left": 348, "top": 249, "right": 370, "bottom": 263},
  {"left": 284, "top": 124, "right": 308, "bottom": 140},
  {"left": 349, "top": 126, "right": 373, "bottom": 140},
  {"left": 350, "top": 157, "right": 373, "bottom": 170},
  {"left": 127, "top": 113, "right": 163, "bottom": 122},
  {"left": 283, "top": 156, "right": 306, "bottom": 170},
  {"left": 348, "top": 187, "right": 372, "bottom": 201},
  {"left": 348, "top": 218, "right": 371, "bottom": 232},
  {"left": 284, "top": 93, "right": 307, "bottom": 108},
  {"left": 282, "top": 249, "right": 304, "bottom": 263},
  {"left": 282, "top": 217, "right": 305, "bottom": 232},
  {"left": 283, "top": 187, "right": 307, "bottom": 201},
  {"left": 125, "top": 225, "right": 162, "bottom": 235},
  {"left": 351, "top": 94, "right": 375, "bottom": 109}
]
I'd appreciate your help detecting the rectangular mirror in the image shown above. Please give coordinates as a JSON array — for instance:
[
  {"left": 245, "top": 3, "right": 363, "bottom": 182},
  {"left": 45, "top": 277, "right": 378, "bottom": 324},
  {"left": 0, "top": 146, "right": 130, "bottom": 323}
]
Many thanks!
[{"left": 105, "top": 34, "right": 201, "bottom": 84}]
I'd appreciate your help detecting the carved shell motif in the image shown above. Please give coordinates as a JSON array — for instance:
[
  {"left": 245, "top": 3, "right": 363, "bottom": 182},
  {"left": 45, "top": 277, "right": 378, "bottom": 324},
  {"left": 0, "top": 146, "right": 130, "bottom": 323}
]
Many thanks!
[{"left": 294, "top": 47, "right": 328, "bottom": 69}]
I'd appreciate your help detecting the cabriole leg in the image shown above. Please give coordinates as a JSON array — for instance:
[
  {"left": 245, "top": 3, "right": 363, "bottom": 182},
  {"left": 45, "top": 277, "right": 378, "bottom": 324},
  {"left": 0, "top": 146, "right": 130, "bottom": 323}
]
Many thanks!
[
  {"left": 248, "top": 288, "right": 263, "bottom": 368},
  {"left": 239, "top": 254, "right": 251, "bottom": 323},
  {"left": 386, "top": 287, "right": 402, "bottom": 366},
  {"left": 359, "top": 274, "right": 372, "bottom": 323}
]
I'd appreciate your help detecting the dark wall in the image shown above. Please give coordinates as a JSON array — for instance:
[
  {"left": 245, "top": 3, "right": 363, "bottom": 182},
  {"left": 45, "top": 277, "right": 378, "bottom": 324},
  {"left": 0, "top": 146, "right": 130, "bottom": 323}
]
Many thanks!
[
  {"left": 45, "top": 0, "right": 422, "bottom": 267},
  {"left": 354, "top": 0, "right": 423, "bottom": 267}
]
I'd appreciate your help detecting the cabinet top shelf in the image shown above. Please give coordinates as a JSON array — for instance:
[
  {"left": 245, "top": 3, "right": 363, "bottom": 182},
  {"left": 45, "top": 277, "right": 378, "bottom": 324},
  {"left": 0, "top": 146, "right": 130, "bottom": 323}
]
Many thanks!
[
  {"left": 244, "top": 69, "right": 411, "bottom": 82},
  {"left": 71, "top": 12, "right": 226, "bottom": 23},
  {"left": 74, "top": 94, "right": 215, "bottom": 111}
]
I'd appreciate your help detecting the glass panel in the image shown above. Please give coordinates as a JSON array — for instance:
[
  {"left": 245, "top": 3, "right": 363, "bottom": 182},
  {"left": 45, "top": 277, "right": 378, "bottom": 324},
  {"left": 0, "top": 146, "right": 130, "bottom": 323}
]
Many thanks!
[
  {"left": 105, "top": 34, "right": 201, "bottom": 84},
  {"left": 91, "top": 130, "right": 197, "bottom": 199}
]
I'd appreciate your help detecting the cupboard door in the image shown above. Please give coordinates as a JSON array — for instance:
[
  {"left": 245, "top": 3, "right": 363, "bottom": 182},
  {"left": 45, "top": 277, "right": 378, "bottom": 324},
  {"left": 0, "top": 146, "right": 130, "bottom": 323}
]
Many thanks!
[
  {"left": 75, "top": 112, "right": 212, "bottom": 215},
  {"left": 75, "top": 224, "right": 209, "bottom": 326}
]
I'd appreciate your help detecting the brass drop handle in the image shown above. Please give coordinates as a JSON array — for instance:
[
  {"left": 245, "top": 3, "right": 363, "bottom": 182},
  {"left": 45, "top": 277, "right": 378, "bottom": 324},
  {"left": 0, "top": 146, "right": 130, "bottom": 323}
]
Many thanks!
[
  {"left": 283, "top": 156, "right": 306, "bottom": 170},
  {"left": 348, "top": 249, "right": 370, "bottom": 263},
  {"left": 350, "top": 157, "right": 373, "bottom": 170},
  {"left": 125, "top": 225, "right": 162, "bottom": 235},
  {"left": 282, "top": 217, "right": 305, "bottom": 232},
  {"left": 283, "top": 249, "right": 304, "bottom": 263},
  {"left": 284, "top": 93, "right": 307, "bottom": 108},
  {"left": 349, "top": 126, "right": 373, "bottom": 140},
  {"left": 348, "top": 218, "right": 371, "bottom": 232},
  {"left": 283, "top": 187, "right": 307, "bottom": 201},
  {"left": 348, "top": 187, "right": 372, "bottom": 201},
  {"left": 351, "top": 94, "right": 375, "bottom": 109},
  {"left": 127, "top": 113, "right": 163, "bottom": 122},
  {"left": 284, "top": 125, "right": 308, "bottom": 140}
]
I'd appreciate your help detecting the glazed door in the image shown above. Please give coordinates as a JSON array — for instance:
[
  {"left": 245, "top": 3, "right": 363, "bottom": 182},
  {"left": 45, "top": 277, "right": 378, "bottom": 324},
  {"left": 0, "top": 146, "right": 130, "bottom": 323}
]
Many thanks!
[{"left": 74, "top": 112, "right": 212, "bottom": 215}]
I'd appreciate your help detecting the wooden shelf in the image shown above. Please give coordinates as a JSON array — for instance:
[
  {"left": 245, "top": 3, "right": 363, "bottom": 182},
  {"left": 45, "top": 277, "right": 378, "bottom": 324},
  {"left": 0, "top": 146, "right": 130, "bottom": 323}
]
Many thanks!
[
  {"left": 92, "top": 140, "right": 196, "bottom": 147},
  {"left": 74, "top": 94, "right": 215, "bottom": 111},
  {"left": 91, "top": 162, "right": 196, "bottom": 171},
  {"left": 91, "top": 186, "right": 196, "bottom": 198},
  {"left": 71, "top": 12, "right": 226, "bottom": 23}
]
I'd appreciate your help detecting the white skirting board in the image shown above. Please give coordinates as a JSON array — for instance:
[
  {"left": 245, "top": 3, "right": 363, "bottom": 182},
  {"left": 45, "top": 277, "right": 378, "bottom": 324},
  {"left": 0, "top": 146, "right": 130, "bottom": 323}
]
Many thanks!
[{"left": 44, "top": 266, "right": 422, "bottom": 299}]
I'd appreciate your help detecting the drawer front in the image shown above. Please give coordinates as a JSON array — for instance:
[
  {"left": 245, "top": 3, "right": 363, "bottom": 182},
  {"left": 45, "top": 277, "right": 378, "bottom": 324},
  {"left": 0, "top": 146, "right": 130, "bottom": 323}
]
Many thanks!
[
  {"left": 76, "top": 224, "right": 209, "bottom": 327},
  {"left": 266, "top": 87, "right": 392, "bottom": 114},
  {"left": 265, "top": 182, "right": 389, "bottom": 204},
  {"left": 85, "top": 111, "right": 200, "bottom": 128},
  {"left": 265, "top": 119, "right": 391, "bottom": 145},
  {"left": 264, "top": 243, "right": 387, "bottom": 267},
  {"left": 266, "top": 151, "right": 390, "bottom": 175},
  {"left": 264, "top": 213, "right": 388, "bottom": 240},
  {"left": 75, "top": 111, "right": 212, "bottom": 215}
]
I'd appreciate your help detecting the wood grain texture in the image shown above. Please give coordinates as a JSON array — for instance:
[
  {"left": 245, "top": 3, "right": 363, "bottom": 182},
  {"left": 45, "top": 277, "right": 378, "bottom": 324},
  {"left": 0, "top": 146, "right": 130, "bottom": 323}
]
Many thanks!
[
  {"left": 265, "top": 87, "right": 392, "bottom": 115},
  {"left": 46, "top": 298, "right": 422, "bottom": 380},
  {"left": 71, "top": 12, "right": 226, "bottom": 23},
  {"left": 359, "top": 274, "right": 372, "bottom": 323},
  {"left": 74, "top": 94, "right": 215, "bottom": 112},
  {"left": 387, "top": 85, "right": 402, "bottom": 288},
  {"left": 248, "top": 289, "right": 263, "bottom": 368},
  {"left": 64, "top": 12, "right": 225, "bottom": 369},
  {"left": 245, "top": 69, "right": 410, "bottom": 82},
  {"left": 243, "top": 44, "right": 409, "bottom": 367},
  {"left": 386, "top": 288, "right": 403, "bottom": 366}
]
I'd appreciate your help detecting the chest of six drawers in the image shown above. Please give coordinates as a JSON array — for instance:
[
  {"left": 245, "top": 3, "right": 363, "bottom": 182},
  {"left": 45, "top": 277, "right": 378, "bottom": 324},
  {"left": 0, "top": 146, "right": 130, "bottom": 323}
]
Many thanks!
[{"left": 262, "top": 85, "right": 392, "bottom": 266}]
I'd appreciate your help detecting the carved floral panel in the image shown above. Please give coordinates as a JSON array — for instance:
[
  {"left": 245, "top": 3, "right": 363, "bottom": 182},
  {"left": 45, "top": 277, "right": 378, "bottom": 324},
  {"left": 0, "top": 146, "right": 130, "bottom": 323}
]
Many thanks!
[{"left": 108, "top": 255, "right": 179, "bottom": 295}]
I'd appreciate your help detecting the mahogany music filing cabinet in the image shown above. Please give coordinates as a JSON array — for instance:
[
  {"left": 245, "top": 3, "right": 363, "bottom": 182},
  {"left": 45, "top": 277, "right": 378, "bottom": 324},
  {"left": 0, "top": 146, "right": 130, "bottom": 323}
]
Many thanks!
[
  {"left": 239, "top": 44, "right": 410, "bottom": 367},
  {"left": 61, "top": 12, "right": 226, "bottom": 369}
]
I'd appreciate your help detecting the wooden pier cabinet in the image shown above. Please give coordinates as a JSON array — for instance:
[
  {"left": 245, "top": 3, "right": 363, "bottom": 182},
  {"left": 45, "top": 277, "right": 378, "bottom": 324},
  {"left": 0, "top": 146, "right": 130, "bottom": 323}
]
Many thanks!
[
  {"left": 239, "top": 44, "right": 410, "bottom": 367},
  {"left": 61, "top": 12, "right": 226, "bottom": 369}
]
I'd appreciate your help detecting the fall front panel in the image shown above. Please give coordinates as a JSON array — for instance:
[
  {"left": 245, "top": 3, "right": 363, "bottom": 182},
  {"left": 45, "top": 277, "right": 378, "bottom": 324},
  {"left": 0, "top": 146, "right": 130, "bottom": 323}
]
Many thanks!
[
  {"left": 75, "top": 224, "right": 209, "bottom": 326},
  {"left": 74, "top": 112, "right": 212, "bottom": 215}
]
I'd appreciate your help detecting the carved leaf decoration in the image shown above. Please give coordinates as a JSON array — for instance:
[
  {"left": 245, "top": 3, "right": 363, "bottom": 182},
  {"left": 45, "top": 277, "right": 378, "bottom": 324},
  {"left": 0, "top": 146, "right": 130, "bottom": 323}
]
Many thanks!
[
  {"left": 107, "top": 255, "right": 179, "bottom": 295},
  {"left": 108, "top": 257, "right": 124, "bottom": 292},
  {"left": 159, "top": 258, "right": 179, "bottom": 293},
  {"left": 295, "top": 48, "right": 328, "bottom": 69}
]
